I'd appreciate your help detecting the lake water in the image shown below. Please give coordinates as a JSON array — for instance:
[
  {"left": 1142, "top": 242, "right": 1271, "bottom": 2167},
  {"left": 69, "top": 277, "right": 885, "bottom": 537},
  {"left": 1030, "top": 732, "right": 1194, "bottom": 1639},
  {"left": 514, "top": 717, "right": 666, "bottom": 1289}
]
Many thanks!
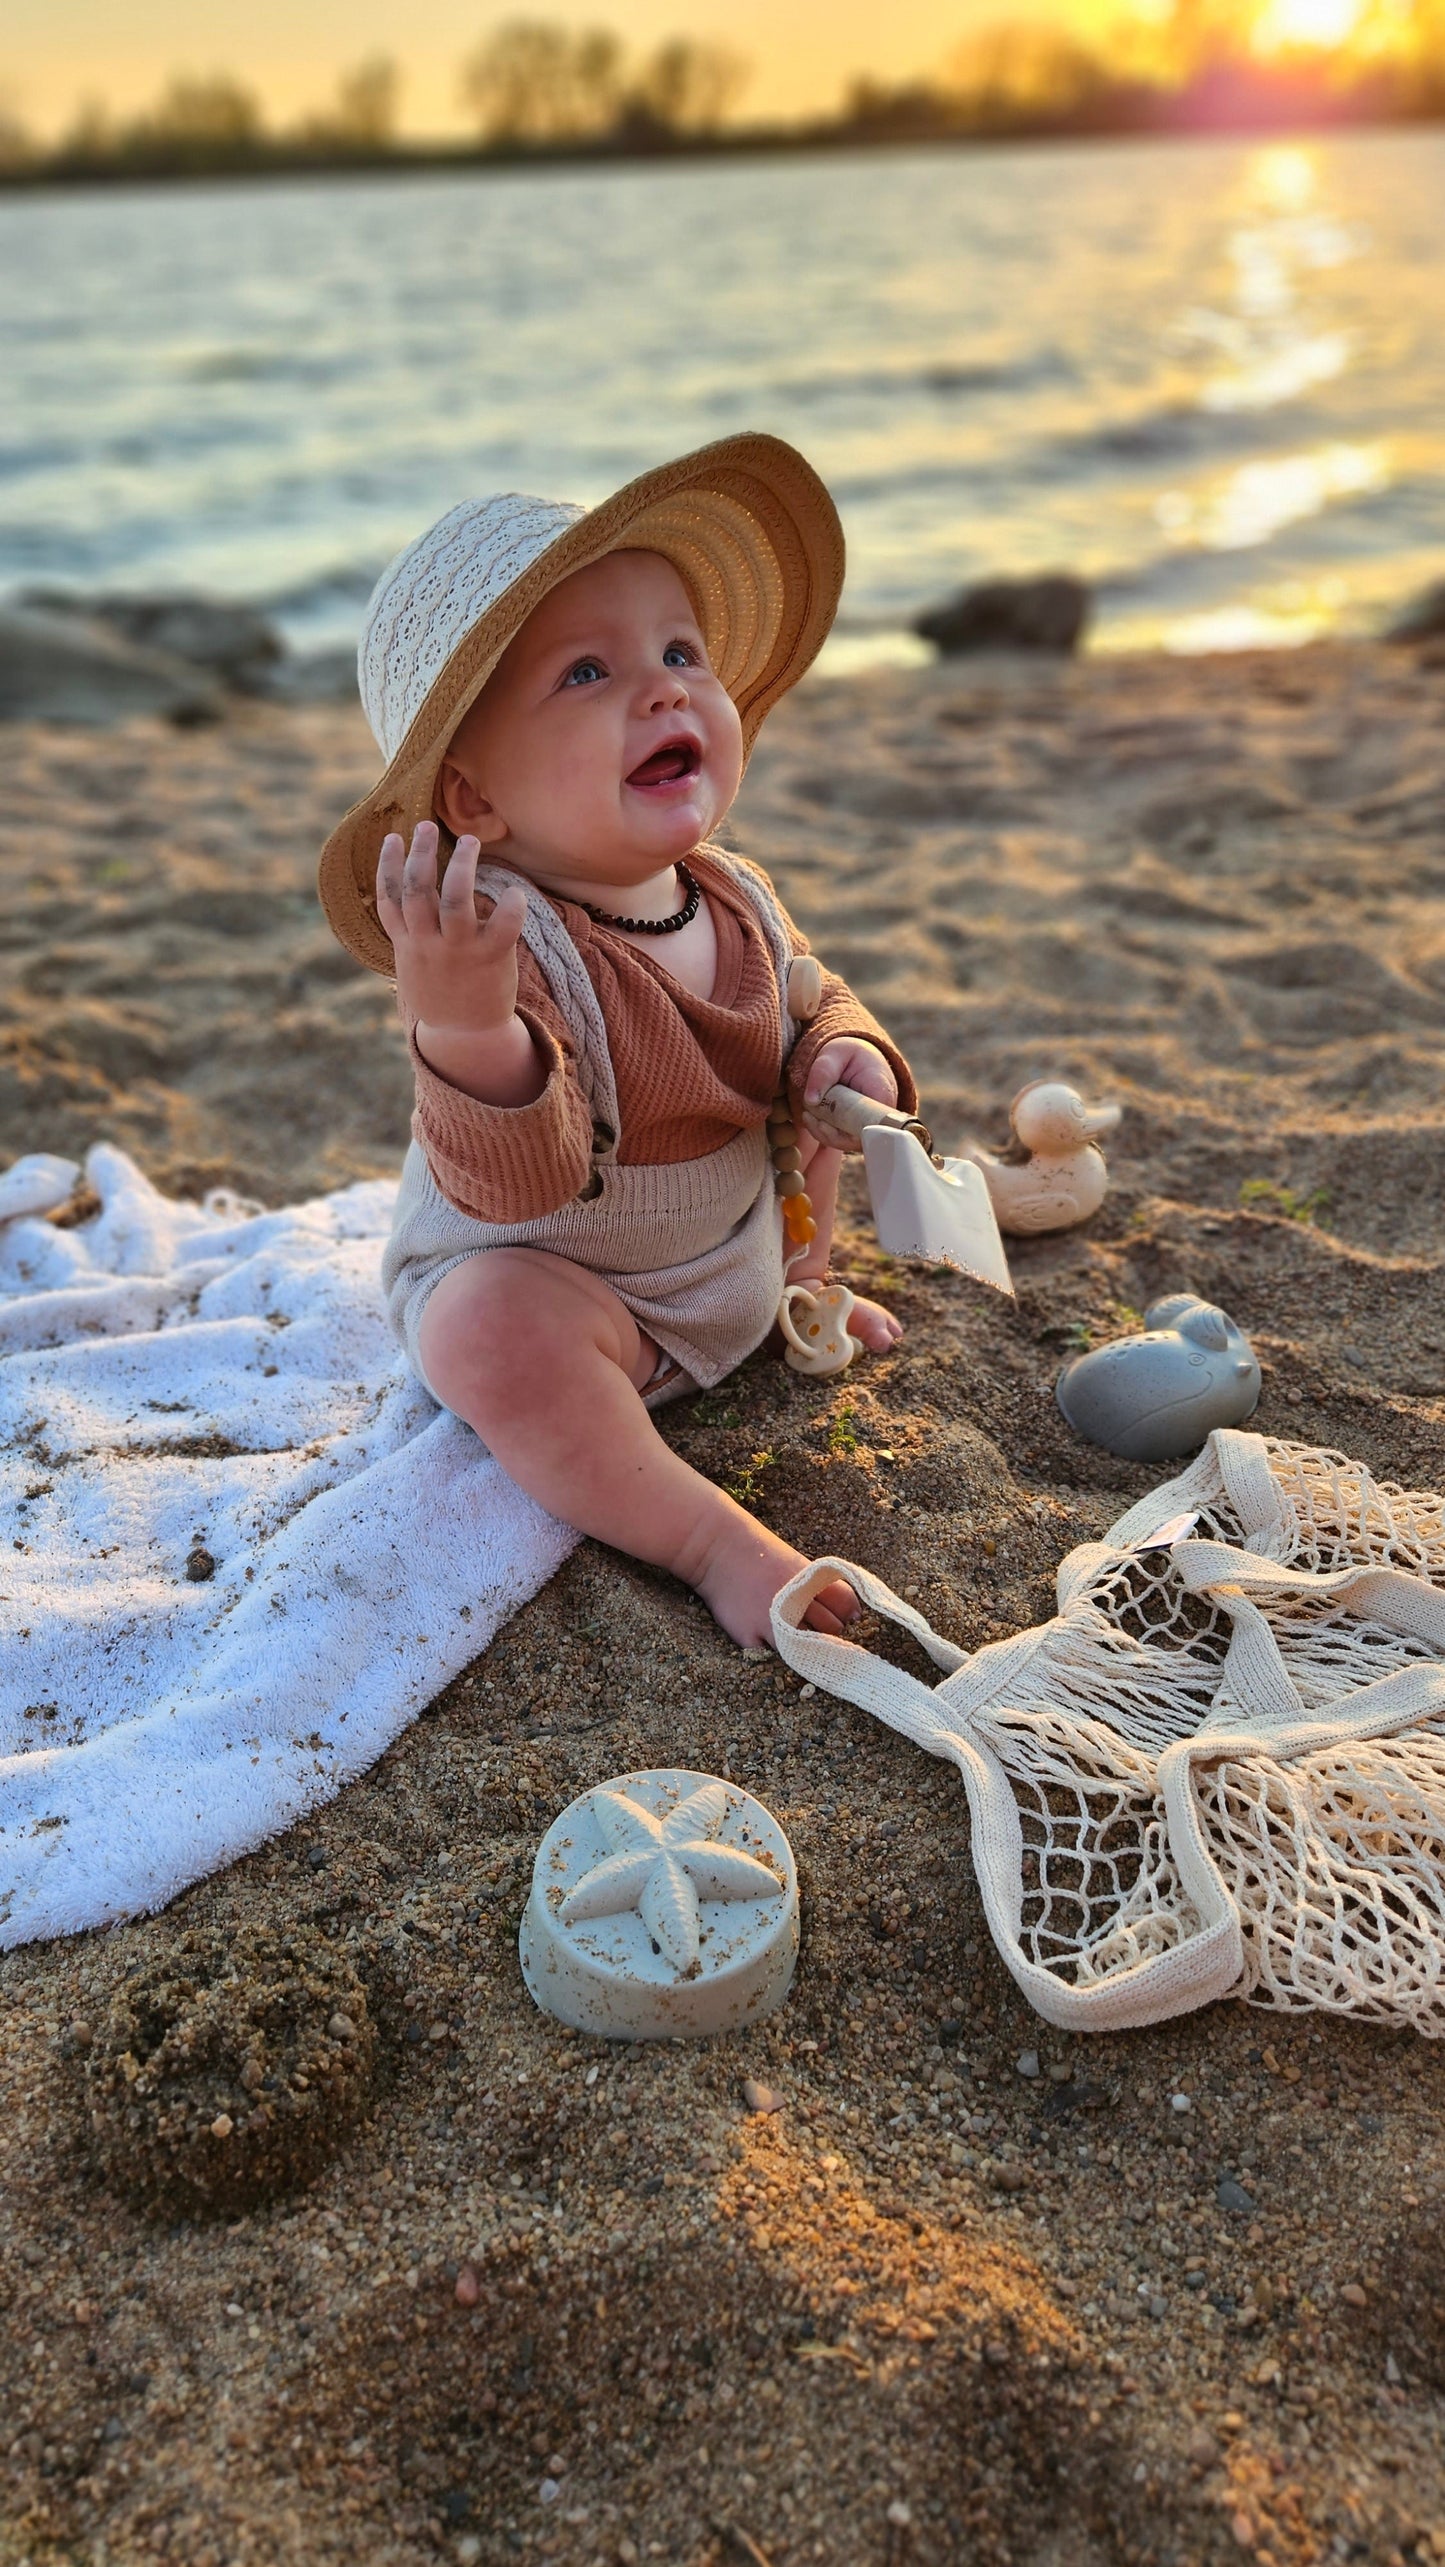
[{"left": 2, "top": 129, "right": 1442, "bottom": 668}]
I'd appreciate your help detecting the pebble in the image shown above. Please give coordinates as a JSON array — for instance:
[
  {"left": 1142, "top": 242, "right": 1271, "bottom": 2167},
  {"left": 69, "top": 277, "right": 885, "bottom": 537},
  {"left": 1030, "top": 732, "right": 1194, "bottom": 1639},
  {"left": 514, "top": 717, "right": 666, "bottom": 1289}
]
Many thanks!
[
  {"left": 1016, "top": 2050, "right": 1040, "bottom": 2079},
  {"left": 1148, "top": 2294, "right": 1168, "bottom": 2319},
  {"left": 1216, "top": 2176, "right": 1255, "bottom": 2214},
  {"left": 209, "top": 2114, "right": 234, "bottom": 2140},
  {"left": 887, "top": 2500, "right": 913, "bottom": 2528},
  {"left": 538, "top": 2477, "right": 561, "bottom": 2505},
  {"left": 69, "top": 2018, "right": 93, "bottom": 2049},
  {"left": 993, "top": 2164, "right": 1027, "bottom": 2194},
  {"left": 327, "top": 2013, "right": 357, "bottom": 2042},
  {"left": 1170, "top": 2092, "right": 1192, "bottom": 2114},
  {"left": 240, "top": 2060, "right": 264, "bottom": 2092},
  {"left": 743, "top": 2079, "right": 784, "bottom": 2115},
  {"left": 454, "top": 2265, "right": 480, "bottom": 2308},
  {"left": 1341, "top": 2282, "right": 1368, "bottom": 2308},
  {"left": 1187, "top": 2428, "right": 1220, "bottom": 2467}
]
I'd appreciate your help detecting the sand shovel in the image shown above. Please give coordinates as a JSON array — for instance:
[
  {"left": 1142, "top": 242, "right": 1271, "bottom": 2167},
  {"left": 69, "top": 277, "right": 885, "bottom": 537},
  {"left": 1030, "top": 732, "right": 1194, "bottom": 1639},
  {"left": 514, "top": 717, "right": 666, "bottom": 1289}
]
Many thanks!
[{"left": 815, "top": 1084, "right": 1015, "bottom": 1297}]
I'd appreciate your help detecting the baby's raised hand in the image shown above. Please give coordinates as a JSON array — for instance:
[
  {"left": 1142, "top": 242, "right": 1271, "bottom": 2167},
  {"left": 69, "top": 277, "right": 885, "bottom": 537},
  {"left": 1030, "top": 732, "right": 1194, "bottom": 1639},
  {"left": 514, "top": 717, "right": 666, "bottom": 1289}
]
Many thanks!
[
  {"left": 801, "top": 1037, "right": 898, "bottom": 1149},
  {"left": 376, "top": 822, "right": 528, "bottom": 1039}
]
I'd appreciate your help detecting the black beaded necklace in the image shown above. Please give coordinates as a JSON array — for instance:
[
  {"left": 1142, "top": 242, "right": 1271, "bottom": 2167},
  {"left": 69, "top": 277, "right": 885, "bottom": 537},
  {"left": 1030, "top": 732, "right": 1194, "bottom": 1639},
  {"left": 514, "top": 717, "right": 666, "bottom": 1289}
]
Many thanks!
[{"left": 576, "top": 860, "right": 700, "bottom": 936}]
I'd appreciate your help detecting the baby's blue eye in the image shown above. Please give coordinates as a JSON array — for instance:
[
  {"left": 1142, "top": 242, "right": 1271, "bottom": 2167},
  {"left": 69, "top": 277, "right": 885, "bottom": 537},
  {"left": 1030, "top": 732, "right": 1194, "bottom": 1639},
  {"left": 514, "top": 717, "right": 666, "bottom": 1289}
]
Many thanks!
[
  {"left": 563, "top": 657, "right": 605, "bottom": 687},
  {"left": 663, "top": 644, "right": 695, "bottom": 669}
]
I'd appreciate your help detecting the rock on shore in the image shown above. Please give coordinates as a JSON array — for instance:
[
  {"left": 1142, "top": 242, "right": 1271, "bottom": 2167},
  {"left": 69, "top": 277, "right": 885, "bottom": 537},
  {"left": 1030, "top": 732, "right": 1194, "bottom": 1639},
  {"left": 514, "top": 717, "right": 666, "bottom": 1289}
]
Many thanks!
[{"left": 0, "top": 601, "right": 222, "bottom": 726}]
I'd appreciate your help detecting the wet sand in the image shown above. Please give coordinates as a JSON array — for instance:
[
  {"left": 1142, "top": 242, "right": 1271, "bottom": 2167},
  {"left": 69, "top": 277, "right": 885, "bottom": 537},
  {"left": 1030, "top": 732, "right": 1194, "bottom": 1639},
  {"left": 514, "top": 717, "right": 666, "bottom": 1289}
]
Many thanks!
[{"left": 2, "top": 639, "right": 1445, "bottom": 2567}]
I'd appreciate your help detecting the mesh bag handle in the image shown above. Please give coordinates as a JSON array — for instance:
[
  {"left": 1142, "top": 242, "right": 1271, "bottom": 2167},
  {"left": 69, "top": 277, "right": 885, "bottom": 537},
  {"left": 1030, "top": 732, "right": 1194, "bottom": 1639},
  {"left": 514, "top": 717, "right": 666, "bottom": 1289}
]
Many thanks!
[
  {"left": 771, "top": 1558, "right": 968, "bottom": 1754},
  {"left": 772, "top": 1557, "right": 1246, "bottom": 2030}
]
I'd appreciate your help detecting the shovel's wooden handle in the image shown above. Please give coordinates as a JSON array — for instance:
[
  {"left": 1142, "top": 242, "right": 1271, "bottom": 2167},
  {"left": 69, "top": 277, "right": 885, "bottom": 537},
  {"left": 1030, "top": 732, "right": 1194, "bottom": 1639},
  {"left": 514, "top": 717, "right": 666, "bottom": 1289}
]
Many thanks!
[{"left": 821, "top": 1084, "right": 935, "bottom": 1157}]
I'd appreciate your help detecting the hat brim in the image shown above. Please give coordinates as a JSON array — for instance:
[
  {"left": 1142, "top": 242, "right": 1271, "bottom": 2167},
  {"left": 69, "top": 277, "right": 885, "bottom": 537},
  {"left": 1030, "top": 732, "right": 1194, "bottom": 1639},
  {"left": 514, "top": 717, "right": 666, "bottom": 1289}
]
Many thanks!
[{"left": 318, "top": 432, "right": 845, "bottom": 976}]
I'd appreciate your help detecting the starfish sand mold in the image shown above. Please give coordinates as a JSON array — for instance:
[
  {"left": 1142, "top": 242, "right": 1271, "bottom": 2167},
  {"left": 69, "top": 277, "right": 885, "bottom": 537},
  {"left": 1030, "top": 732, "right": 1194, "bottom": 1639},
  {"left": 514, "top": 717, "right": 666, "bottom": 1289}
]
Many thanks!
[{"left": 556, "top": 1780, "right": 783, "bottom": 1980}]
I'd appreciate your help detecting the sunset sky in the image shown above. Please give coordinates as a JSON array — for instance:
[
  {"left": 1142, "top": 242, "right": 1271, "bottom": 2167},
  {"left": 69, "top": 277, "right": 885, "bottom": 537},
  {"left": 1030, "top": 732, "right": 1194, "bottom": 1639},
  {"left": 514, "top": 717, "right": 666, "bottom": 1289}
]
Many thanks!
[{"left": 9, "top": 0, "right": 1136, "bottom": 139}]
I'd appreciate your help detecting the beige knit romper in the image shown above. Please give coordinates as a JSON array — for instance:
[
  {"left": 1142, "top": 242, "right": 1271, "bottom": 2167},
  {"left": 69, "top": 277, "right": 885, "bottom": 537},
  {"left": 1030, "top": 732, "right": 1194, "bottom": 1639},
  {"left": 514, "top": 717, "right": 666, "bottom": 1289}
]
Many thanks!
[{"left": 383, "top": 853, "right": 800, "bottom": 1408}]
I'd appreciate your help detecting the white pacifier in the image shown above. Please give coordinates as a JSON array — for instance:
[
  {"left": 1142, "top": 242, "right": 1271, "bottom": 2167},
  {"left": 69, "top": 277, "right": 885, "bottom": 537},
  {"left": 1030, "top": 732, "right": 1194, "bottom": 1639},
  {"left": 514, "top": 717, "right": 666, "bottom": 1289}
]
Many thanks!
[{"left": 778, "top": 1280, "right": 859, "bottom": 1377}]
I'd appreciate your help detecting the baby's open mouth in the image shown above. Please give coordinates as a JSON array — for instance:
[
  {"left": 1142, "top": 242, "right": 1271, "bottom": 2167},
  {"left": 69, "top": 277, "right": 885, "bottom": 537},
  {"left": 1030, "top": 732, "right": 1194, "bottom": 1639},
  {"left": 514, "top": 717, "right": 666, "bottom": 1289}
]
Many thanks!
[{"left": 626, "top": 738, "right": 701, "bottom": 790}]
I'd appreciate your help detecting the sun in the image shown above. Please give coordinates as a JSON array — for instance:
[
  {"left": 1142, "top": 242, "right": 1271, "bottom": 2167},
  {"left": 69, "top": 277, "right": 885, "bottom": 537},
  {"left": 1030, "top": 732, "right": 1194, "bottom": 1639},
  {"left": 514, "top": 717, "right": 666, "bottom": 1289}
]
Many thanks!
[{"left": 1253, "top": 0, "right": 1363, "bottom": 48}]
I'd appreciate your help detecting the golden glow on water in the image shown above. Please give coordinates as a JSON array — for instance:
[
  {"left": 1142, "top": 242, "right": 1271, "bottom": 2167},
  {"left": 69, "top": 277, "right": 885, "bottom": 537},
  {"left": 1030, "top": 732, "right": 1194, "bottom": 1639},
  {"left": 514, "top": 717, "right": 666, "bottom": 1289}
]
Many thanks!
[
  {"left": 4, "top": 130, "right": 1442, "bottom": 666},
  {"left": 1246, "top": 144, "right": 1322, "bottom": 212}
]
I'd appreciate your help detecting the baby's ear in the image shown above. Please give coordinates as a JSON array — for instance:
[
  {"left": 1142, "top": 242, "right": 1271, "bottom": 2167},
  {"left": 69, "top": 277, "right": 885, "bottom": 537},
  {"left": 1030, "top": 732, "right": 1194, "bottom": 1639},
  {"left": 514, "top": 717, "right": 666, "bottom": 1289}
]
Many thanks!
[{"left": 435, "top": 757, "right": 507, "bottom": 844}]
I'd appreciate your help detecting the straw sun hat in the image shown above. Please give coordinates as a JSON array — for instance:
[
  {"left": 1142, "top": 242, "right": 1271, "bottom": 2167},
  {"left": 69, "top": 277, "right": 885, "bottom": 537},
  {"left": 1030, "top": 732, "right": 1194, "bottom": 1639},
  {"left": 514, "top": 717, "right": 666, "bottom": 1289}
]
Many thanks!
[{"left": 318, "top": 432, "right": 845, "bottom": 976}]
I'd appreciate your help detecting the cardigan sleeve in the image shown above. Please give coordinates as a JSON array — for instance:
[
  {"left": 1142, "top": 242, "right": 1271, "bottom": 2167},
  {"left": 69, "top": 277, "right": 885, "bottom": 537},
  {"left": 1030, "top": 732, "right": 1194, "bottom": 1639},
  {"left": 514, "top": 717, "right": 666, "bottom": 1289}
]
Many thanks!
[{"left": 401, "top": 949, "right": 597, "bottom": 1223}]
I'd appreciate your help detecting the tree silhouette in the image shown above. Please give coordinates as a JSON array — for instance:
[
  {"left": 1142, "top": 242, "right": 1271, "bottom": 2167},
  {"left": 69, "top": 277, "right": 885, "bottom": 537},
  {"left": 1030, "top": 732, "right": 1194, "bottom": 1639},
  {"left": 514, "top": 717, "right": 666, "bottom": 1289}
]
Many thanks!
[
  {"left": 327, "top": 58, "right": 402, "bottom": 149},
  {"left": 459, "top": 20, "right": 625, "bottom": 142},
  {"left": 131, "top": 74, "right": 267, "bottom": 158},
  {"left": 631, "top": 38, "right": 751, "bottom": 133}
]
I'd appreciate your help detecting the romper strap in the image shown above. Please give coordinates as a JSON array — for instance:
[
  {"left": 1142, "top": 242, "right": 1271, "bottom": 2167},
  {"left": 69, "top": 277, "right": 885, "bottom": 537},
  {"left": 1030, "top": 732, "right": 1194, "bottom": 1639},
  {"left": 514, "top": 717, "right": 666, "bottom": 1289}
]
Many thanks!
[{"left": 472, "top": 863, "right": 621, "bottom": 1155}]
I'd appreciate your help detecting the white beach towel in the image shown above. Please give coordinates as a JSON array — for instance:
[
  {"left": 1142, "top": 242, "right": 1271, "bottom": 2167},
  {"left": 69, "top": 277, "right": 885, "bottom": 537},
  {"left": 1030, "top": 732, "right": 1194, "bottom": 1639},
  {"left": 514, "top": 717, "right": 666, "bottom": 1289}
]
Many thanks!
[
  {"left": 0, "top": 1146, "right": 577, "bottom": 1949},
  {"left": 774, "top": 1431, "right": 1445, "bottom": 2036}
]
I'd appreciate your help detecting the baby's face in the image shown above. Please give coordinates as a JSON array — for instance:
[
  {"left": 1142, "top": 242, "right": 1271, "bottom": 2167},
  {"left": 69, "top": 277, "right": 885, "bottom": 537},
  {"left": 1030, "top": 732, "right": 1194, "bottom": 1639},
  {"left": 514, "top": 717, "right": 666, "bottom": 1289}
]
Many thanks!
[{"left": 438, "top": 550, "right": 744, "bottom": 892}]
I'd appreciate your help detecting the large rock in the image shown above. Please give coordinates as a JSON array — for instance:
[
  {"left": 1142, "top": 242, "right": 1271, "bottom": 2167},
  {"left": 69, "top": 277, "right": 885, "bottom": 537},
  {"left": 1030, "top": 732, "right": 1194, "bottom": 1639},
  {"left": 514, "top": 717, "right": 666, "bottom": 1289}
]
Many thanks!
[
  {"left": 0, "top": 604, "right": 222, "bottom": 726},
  {"left": 257, "top": 646, "right": 358, "bottom": 706},
  {"left": 21, "top": 587, "right": 282, "bottom": 692},
  {"left": 915, "top": 573, "right": 1091, "bottom": 655},
  {"left": 1385, "top": 580, "right": 1445, "bottom": 644}
]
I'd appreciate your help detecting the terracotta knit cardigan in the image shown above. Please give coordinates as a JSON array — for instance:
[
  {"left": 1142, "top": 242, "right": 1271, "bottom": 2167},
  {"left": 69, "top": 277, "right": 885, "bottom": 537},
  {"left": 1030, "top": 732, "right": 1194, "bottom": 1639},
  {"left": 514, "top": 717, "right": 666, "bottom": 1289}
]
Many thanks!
[{"left": 402, "top": 848, "right": 915, "bottom": 1228}]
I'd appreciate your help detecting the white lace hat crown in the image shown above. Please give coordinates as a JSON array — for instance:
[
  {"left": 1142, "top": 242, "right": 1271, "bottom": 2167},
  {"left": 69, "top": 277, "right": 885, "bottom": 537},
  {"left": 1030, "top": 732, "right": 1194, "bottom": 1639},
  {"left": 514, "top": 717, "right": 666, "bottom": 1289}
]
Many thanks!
[{"left": 359, "top": 494, "right": 587, "bottom": 764}]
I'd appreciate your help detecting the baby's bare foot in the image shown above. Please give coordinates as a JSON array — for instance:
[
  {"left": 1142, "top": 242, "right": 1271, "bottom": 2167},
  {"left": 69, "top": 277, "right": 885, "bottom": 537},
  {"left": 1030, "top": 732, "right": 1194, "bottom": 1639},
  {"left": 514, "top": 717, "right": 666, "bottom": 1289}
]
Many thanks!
[
  {"left": 846, "top": 1292, "right": 903, "bottom": 1354},
  {"left": 687, "top": 1508, "right": 859, "bottom": 1651}
]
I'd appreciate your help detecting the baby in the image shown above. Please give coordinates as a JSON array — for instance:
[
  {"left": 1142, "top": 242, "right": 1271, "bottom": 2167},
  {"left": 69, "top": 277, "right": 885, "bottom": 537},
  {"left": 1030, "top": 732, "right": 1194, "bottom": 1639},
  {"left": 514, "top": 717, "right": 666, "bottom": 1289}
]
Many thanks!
[{"left": 319, "top": 435, "right": 915, "bottom": 1648}]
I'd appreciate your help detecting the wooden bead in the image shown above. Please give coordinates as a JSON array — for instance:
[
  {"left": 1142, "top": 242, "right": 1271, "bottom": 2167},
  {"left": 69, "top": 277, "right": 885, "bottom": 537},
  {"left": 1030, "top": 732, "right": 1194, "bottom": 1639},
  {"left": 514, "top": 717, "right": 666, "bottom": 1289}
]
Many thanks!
[
  {"left": 772, "top": 1145, "right": 803, "bottom": 1174},
  {"left": 786, "top": 954, "right": 823, "bottom": 1021},
  {"left": 766, "top": 1112, "right": 796, "bottom": 1140},
  {"left": 775, "top": 1170, "right": 806, "bottom": 1199}
]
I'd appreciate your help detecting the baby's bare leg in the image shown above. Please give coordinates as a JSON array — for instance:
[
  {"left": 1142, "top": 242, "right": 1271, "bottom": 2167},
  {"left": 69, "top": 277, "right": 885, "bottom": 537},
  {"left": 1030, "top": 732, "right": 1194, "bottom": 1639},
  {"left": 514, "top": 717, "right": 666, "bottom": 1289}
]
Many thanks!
[
  {"left": 417, "top": 1247, "right": 858, "bottom": 1651},
  {"left": 788, "top": 1139, "right": 903, "bottom": 1355}
]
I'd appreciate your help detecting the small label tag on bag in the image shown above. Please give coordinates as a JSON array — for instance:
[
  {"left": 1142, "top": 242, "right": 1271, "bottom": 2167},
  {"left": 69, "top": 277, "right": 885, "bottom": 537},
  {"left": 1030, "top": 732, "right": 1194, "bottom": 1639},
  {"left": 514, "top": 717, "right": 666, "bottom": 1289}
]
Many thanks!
[{"left": 1131, "top": 1509, "right": 1201, "bottom": 1551}]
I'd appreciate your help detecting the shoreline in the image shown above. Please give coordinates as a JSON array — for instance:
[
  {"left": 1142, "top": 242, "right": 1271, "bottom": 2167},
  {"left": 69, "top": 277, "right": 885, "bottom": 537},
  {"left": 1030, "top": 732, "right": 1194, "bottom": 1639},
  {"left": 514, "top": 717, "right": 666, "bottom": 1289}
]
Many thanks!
[
  {"left": 2, "top": 637, "right": 1444, "bottom": 2564},
  {"left": 3, "top": 109, "right": 1442, "bottom": 200}
]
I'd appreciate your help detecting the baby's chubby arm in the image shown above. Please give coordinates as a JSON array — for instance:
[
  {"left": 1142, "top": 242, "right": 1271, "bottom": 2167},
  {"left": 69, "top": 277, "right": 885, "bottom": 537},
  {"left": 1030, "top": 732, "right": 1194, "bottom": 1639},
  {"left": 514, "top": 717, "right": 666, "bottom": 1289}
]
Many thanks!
[{"left": 376, "top": 822, "right": 543, "bottom": 1107}]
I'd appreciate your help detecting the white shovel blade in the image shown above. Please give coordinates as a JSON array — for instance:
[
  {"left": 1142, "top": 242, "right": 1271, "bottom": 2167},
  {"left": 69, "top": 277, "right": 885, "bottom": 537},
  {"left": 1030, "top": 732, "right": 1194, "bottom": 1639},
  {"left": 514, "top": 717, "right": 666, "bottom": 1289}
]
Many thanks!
[{"left": 861, "top": 1127, "right": 1015, "bottom": 1297}]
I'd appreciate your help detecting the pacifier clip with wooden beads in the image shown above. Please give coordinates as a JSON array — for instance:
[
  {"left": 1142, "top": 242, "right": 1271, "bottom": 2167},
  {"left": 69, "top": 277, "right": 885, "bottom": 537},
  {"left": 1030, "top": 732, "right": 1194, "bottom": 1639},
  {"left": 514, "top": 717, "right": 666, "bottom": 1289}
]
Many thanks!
[
  {"left": 770, "top": 954, "right": 862, "bottom": 1377},
  {"left": 771, "top": 954, "right": 825, "bottom": 1267}
]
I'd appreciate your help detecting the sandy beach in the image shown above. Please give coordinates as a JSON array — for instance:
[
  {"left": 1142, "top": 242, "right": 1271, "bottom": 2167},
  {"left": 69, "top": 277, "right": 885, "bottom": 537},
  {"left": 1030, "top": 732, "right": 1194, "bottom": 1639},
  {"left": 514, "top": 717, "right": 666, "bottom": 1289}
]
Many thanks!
[{"left": 3, "top": 635, "right": 1445, "bottom": 2567}]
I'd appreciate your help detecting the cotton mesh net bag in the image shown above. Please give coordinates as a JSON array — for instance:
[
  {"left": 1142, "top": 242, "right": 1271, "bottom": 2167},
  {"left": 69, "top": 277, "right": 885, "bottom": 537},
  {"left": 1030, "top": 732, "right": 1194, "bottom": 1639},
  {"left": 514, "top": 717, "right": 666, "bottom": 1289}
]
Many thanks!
[{"left": 772, "top": 1431, "right": 1445, "bottom": 2034}]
